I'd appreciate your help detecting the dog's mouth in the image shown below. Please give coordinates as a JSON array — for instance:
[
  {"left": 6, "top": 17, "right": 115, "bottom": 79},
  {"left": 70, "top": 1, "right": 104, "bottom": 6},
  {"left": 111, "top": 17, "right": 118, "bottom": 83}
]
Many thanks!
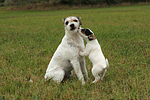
[
  {"left": 70, "top": 24, "right": 76, "bottom": 31},
  {"left": 70, "top": 27, "right": 76, "bottom": 31}
]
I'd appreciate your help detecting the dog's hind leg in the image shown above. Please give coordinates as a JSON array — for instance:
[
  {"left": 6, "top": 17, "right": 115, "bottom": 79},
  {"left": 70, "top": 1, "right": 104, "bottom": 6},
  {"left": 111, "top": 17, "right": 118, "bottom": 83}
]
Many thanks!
[
  {"left": 44, "top": 72, "right": 54, "bottom": 81},
  {"left": 52, "top": 69, "right": 65, "bottom": 84},
  {"left": 100, "top": 68, "right": 107, "bottom": 80},
  {"left": 100, "top": 59, "right": 109, "bottom": 80},
  {"left": 92, "top": 66, "right": 102, "bottom": 83}
]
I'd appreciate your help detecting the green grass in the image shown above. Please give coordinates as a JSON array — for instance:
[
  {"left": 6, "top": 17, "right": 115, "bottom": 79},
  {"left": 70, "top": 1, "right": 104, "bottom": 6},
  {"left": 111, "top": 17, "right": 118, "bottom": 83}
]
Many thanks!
[{"left": 0, "top": 5, "right": 150, "bottom": 99}]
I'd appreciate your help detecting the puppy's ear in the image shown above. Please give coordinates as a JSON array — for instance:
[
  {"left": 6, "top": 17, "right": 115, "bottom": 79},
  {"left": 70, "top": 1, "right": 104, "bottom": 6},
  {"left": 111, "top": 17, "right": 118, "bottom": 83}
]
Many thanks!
[
  {"left": 77, "top": 16, "right": 82, "bottom": 26},
  {"left": 62, "top": 18, "right": 66, "bottom": 24},
  {"left": 88, "top": 34, "right": 96, "bottom": 40}
]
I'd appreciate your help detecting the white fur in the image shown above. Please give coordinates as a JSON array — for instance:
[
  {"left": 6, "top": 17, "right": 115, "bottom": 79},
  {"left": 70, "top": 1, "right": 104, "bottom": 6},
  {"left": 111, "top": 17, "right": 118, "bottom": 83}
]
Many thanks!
[
  {"left": 44, "top": 16, "right": 88, "bottom": 85},
  {"left": 78, "top": 28, "right": 109, "bottom": 83}
]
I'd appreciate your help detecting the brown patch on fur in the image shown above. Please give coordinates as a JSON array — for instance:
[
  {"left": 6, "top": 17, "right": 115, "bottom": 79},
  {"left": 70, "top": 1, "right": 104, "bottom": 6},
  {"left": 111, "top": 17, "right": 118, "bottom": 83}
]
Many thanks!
[
  {"left": 66, "top": 16, "right": 78, "bottom": 23},
  {"left": 62, "top": 18, "right": 66, "bottom": 24},
  {"left": 88, "top": 34, "right": 97, "bottom": 40},
  {"left": 81, "top": 31, "right": 86, "bottom": 35},
  {"left": 81, "top": 28, "right": 87, "bottom": 35},
  {"left": 70, "top": 18, "right": 74, "bottom": 22},
  {"left": 77, "top": 16, "right": 82, "bottom": 25}
]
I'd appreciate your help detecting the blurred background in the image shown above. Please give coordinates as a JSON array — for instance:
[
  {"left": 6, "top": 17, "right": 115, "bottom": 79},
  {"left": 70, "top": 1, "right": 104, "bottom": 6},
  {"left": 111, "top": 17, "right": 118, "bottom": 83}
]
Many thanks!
[{"left": 0, "top": 0, "right": 149, "bottom": 7}]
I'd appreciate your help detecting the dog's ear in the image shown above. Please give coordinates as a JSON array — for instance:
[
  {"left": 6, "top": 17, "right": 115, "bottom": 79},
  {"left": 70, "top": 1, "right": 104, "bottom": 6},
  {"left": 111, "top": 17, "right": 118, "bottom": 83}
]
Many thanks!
[
  {"left": 77, "top": 16, "right": 82, "bottom": 26},
  {"left": 88, "top": 34, "right": 96, "bottom": 40},
  {"left": 62, "top": 18, "right": 66, "bottom": 24}
]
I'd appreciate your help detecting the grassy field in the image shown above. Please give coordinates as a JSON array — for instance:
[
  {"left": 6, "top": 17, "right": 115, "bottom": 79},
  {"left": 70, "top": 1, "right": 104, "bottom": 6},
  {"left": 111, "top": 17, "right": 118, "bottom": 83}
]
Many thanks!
[{"left": 0, "top": 5, "right": 150, "bottom": 99}]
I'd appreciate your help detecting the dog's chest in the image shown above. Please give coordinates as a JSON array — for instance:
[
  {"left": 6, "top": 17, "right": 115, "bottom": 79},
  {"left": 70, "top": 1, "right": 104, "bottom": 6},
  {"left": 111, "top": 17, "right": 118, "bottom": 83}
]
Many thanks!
[{"left": 86, "top": 41, "right": 99, "bottom": 50}]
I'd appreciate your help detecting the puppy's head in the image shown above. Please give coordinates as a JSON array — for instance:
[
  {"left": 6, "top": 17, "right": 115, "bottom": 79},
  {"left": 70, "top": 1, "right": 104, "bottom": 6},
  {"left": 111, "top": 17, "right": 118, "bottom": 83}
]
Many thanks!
[
  {"left": 63, "top": 16, "right": 82, "bottom": 32},
  {"left": 79, "top": 28, "right": 96, "bottom": 41}
]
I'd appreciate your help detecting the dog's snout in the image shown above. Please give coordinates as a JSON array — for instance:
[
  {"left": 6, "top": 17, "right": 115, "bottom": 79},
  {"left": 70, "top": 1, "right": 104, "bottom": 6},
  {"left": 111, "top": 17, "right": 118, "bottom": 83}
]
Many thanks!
[
  {"left": 70, "top": 24, "right": 76, "bottom": 30},
  {"left": 70, "top": 24, "right": 75, "bottom": 28}
]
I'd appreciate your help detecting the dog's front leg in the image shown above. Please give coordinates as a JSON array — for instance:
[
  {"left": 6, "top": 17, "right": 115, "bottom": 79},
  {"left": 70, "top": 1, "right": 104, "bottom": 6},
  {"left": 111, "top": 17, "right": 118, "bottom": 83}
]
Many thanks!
[
  {"left": 79, "top": 49, "right": 89, "bottom": 57},
  {"left": 70, "top": 59, "right": 85, "bottom": 85},
  {"left": 79, "top": 45, "right": 90, "bottom": 57},
  {"left": 79, "top": 56, "right": 88, "bottom": 81}
]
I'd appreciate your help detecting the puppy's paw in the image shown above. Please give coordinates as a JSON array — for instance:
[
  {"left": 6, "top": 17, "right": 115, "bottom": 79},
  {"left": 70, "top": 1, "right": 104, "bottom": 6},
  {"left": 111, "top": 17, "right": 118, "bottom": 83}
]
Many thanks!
[
  {"left": 78, "top": 51, "right": 81, "bottom": 55},
  {"left": 92, "top": 79, "right": 99, "bottom": 84},
  {"left": 92, "top": 80, "right": 97, "bottom": 84},
  {"left": 77, "top": 46, "right": 84, "bottom": 52}
]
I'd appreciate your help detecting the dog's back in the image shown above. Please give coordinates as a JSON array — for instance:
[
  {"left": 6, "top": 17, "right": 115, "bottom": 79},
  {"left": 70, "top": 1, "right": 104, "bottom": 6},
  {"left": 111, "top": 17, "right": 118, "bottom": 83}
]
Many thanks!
[{"left": 86, "top": 39, "right": 106, "bottom": 65}]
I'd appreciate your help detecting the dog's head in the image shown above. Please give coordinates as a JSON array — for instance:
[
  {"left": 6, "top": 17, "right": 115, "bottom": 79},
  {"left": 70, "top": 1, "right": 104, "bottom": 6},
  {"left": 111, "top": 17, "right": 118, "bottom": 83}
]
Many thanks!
[
  {"left": 79, "top": 28, "right": 96, "bottom": 41},
  {"left": 63, "top": 16, "right": 82, "bottom": 32}
]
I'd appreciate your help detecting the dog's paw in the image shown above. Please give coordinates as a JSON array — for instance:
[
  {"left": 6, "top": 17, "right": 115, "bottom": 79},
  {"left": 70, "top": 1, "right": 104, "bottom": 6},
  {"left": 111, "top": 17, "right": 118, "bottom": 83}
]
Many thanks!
[
  {"left": 92, "top": 79, "right": 99, "bottom": 84},
  {"left": 92, "top": 81, "right": 97, "bottom": 84},
  {"left": 82, "top": 81, "right": 85, "bottom": 86}
]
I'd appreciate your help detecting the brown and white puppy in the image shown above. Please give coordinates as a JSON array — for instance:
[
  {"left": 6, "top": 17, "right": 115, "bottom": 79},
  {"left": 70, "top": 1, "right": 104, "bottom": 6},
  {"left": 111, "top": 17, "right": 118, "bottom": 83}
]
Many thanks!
[
  {"left": 78, "top": 28, "right": 109, "bottom": 83},
  {"left": 45, "top": 16, "right": 88, "bottom": 85}
]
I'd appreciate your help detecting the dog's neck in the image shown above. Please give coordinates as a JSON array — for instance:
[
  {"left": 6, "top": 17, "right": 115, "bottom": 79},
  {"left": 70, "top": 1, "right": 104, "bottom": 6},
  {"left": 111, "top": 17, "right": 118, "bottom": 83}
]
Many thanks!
[
  {"left": 83, "top": 38, "right": 90, "bottom": 42},
  {"left": 66, "top": 29, "right": 81, "bottom": 39},
  {"left": 65, "top": 29, "right": 77, "bottom": 37},
  {"left": 65, "top": 29, "right": 84, "bottom": 47},
  {"left": 86, "top": 38, "right": 98, "bottom": 43}
]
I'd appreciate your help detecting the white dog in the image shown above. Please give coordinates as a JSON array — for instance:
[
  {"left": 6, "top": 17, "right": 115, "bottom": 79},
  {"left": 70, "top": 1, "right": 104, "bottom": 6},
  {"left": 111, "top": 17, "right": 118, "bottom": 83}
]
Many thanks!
[
  {"left": 78, "top": 28, "right": 109, "bottom": 83},
  {"left": 44, "top": 16, "right": 88, "bottom": 85}
]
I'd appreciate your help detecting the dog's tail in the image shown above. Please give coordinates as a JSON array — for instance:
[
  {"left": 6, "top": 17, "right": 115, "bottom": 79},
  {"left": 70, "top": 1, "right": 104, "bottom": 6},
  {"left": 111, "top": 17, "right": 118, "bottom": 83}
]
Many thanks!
[
  {"left": 100, "top": 58, "right": 109, "bottom": 80},
  {"left": 105, "top": 58, "right": 109, "bottom": 69}
]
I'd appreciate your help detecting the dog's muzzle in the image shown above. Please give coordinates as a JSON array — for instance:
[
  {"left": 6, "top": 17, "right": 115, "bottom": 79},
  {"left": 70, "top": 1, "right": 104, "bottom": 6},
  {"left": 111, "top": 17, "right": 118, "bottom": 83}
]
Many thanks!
[{"left": 70, "top": 24, "right": 76, "bottom": 31}]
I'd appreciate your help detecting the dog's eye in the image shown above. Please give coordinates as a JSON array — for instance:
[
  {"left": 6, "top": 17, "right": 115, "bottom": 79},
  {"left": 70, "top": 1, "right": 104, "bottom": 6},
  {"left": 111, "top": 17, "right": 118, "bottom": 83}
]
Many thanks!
[
  {"left": 65, "top": 21, "right": 69, "bottom": 25},
  {"left": 74, "top": 20, "right": 78, "bottom": 22}
]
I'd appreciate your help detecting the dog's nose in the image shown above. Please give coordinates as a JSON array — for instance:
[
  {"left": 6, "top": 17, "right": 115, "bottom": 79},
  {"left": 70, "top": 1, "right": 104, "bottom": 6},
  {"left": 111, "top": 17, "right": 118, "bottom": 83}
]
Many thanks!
[{"left": 70, "top": 24, "right": 75, "bottom": 28}]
